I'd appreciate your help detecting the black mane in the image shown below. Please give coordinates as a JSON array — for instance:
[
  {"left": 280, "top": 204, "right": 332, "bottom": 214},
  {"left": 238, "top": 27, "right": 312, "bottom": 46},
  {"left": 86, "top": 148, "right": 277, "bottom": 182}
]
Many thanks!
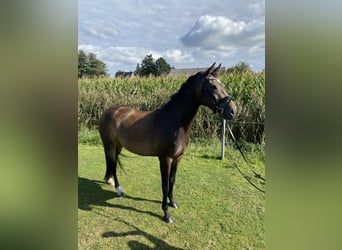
[{"left": 161, "top": 74, "right": 200, "bottom": 110}]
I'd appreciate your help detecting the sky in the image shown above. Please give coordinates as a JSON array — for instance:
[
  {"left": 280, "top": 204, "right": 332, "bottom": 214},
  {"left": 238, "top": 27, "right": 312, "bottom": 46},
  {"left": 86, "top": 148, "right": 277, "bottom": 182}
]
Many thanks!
[{"left": 78, "top": 0, "right": 265, "bottom": 76}]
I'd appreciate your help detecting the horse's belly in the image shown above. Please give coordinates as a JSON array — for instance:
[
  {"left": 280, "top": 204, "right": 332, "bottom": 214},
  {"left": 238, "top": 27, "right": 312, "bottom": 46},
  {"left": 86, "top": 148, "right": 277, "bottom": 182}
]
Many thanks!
[
  {"left": 118, "top": 133, "right": 158, "bottom": 156},
  {"left": 124, "top": 144, "right": 157, "bottom": 156},
  {"left": 114, "top": 108, "right": 158, "bottom": 156}
]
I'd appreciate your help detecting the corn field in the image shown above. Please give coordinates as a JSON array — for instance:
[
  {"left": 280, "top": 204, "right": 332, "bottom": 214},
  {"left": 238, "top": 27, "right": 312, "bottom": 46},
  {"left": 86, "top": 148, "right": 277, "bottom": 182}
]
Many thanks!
[{"left": 78, "top": 72, "right": 265, "bottom": 143}]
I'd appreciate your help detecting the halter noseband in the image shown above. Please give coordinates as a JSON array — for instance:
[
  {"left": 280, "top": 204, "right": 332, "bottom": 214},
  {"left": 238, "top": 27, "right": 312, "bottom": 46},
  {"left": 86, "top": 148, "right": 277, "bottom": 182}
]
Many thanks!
[{"left": 214, "top": 95, "right": 233, "bottom": 115}]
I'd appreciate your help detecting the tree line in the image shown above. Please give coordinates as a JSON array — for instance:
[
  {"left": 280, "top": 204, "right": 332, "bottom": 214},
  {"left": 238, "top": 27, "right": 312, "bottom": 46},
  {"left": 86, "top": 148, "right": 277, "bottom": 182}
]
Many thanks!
[{"left": 78, "top": 49, "right": 258, "bottom": 78}]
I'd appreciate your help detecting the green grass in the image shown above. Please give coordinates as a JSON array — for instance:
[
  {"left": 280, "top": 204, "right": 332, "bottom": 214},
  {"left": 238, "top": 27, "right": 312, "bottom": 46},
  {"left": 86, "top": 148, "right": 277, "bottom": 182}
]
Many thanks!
[{"left": 78, "top": 139, "right": 265, "bottom": 249}]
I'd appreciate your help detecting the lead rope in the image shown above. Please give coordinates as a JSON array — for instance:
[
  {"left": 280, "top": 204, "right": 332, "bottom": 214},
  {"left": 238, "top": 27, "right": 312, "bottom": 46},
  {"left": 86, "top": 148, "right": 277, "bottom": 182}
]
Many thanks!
[{"left": 226, "top": 123, "right": 265, "bottom": 194}]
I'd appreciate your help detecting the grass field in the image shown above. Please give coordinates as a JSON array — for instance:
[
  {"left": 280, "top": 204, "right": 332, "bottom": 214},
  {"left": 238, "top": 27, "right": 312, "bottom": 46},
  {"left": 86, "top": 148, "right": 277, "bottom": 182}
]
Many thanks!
[{"left": 78, "top": 138, "right": 265, "bottom": 249}]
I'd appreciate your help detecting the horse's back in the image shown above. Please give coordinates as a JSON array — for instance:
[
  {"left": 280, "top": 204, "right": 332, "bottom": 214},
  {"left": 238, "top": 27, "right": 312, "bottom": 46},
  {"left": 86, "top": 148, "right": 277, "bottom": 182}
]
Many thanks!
[{"left": 99, "top": 105, "right": 158, "bottom": 155}]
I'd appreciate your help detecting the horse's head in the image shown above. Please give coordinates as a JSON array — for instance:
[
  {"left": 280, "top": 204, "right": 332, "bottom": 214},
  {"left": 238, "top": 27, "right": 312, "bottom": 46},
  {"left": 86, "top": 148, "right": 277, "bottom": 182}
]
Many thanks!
[{"left": 197, "top": 63, "right": 237, "bottom": 120}]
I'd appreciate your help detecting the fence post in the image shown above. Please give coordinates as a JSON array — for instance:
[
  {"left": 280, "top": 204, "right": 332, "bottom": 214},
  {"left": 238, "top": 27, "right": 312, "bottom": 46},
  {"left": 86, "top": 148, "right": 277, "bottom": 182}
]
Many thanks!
[{"left": 221, "top": 118, "right": 226, "bottom": 160}]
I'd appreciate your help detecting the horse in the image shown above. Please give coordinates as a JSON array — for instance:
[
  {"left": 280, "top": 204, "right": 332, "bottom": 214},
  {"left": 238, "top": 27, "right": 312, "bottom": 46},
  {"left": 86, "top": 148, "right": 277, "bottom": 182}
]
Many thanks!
[{"left": 99, "top": 63, "right": 237, "bottom": 223}]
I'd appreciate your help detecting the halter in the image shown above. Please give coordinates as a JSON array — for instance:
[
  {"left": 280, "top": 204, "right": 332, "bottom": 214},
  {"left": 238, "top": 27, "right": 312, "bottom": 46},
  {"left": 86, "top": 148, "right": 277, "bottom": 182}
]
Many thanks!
[
  {"left": 214, "top": 95, "right": 233, "bottom": 116},
  {"left": 202, "top": 76, "right": 233, "bottom": 116}
]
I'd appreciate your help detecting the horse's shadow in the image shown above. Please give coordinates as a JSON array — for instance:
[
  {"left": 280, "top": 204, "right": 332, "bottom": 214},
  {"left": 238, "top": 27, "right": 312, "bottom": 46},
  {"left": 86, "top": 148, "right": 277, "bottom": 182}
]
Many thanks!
[
  {"left": 78, "top": 177, "right": 183, "bottom": 249},
  {"left": 102, "top": 217, "right": 183, "bottom": 250},
  {"left": 78, "top": 177, "right": 161, "bottom": 219},
  {"left": 201, "top": 154, "right": 221, "bottom": 160}
]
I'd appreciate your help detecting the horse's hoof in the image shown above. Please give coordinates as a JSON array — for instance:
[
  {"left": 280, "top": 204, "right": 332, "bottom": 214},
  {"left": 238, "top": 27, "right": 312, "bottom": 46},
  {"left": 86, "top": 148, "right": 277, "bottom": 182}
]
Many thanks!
[
  {"left": 169, "top": 201, "right": 178, "bottom": 209},
  {"left": 164, "top": 216, "right": 173, "bottom": 223},
  {"left": 116, "top": 186, "right": 125, "bottom": 197}
]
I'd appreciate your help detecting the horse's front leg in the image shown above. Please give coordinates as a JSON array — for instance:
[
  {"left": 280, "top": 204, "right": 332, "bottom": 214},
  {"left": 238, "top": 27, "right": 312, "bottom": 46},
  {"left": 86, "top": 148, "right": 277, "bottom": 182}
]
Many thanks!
[
  {"left": 168, "top": 157, "right": 181, "bottom": 209},
  {"left": 159, "top": 156, "right": 173, "bottom": 223}
]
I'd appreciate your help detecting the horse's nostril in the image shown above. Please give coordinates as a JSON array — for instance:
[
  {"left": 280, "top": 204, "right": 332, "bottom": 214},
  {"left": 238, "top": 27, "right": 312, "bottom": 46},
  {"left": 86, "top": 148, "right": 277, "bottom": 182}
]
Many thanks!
[{"left": 230, "top": 109, "right": 235, "bottom": 116}]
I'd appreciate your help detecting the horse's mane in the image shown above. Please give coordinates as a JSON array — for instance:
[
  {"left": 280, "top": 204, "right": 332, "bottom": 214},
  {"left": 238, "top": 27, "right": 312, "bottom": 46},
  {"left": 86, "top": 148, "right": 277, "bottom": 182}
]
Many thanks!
[{"left": 161, "top": 74, "right": 199, "bottom": 110}]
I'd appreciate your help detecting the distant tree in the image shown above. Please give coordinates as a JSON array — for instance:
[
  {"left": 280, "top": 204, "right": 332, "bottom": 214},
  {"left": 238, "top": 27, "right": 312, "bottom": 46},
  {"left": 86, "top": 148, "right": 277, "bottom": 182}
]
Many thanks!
[
  {"left": 135, "top": 63, "right": 141, "bottom": 75},
  {"left": 78, "top": 50, "right": 88, "bottom": 78},
  {"left": 78, "top": 50, "right": 108, "bottom": 78},
  {"left": 156, "top": 57, "right": 171, "bottom": 76},
  {"left": 226, "top": 61, "right": 252, "bottom": 74},
  {"left": 136, "top": 54, "right": 171, "bottom": 77},
  {"left": 140, "top": 54, "right": 157, "bottom": 76},
  {"left": 87, "top": 53, "right": 108, "bottom": 78}
]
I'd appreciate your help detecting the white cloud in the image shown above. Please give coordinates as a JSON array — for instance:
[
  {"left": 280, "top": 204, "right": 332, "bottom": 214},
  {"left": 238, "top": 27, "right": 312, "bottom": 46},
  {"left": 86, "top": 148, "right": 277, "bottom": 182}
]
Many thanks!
[
  {"left": 78, "top": 44, "right": 101, "bottom": 53},
  {"left": 79, "top": 20, "right": 118, "bottom": 40},
  {"left": 181, "top": 15, "right": 264, "bottom": 54},
  {"left": 79, "top": 45, "right": 157, "bottom": 65},
  {"left": 165, "top": 49, "right": 193, "bottom": 63},
  {"left": 78, "top": 1, "right": 265, "bottom": 74}
]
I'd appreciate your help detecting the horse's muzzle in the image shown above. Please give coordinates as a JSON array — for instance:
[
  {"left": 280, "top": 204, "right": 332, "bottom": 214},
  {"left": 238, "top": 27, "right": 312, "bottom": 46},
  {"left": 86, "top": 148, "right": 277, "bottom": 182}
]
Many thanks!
[{"left": 214, "top": 96, "right": 236, "bottom": 120}]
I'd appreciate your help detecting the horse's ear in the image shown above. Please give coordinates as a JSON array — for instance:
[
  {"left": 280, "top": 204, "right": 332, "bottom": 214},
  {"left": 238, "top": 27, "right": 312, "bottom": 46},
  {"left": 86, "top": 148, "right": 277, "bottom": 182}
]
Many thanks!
[
  {"left": 203, "top": 62, "right": 216, "bottom": 77},
  {"left": 211, "top": 63, "right": 222, "bottom": 77}
]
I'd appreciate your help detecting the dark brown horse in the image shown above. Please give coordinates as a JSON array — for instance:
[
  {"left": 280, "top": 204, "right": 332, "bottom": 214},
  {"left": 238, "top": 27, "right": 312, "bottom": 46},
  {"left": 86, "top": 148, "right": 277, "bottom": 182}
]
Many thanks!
[{"left": 99, "top": 63, "right": 237, "bottom": 223}]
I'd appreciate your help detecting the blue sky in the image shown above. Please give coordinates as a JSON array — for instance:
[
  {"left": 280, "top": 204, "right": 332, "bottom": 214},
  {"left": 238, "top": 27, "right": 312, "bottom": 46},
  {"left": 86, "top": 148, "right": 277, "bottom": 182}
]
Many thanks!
[{"left": 78, "top": 0, "right": 265, "bottom": 76}]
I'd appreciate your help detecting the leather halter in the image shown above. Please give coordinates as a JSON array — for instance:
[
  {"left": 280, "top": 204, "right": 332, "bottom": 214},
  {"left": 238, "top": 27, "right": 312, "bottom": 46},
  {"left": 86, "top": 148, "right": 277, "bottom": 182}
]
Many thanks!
[
  {"left": 201, "top": 76, "right": 233, "bottom": 116},
  {"left": 214, "top": 95, "right": 233, "bottom": 115}
]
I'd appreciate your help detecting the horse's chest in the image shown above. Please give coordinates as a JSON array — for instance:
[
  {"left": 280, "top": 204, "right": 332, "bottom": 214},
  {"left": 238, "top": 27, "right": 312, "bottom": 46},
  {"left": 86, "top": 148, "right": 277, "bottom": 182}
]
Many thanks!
[{"left": 168, "top": 128, "right": 188, "bottom": 157}]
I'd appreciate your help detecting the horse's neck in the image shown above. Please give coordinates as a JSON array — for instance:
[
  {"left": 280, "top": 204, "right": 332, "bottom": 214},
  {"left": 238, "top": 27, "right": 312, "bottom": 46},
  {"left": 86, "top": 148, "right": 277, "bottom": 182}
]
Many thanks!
[
  {"left": 178, "top": 100, "right": 200, "bottom": 130},
  {"left": 163, "top": 87, "right": 200, "bottom": 131}
]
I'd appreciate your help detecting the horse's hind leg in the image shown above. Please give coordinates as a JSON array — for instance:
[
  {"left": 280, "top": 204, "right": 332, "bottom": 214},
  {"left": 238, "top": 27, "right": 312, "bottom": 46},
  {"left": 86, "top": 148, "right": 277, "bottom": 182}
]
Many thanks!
[
  {"left": 104, "top": 143, "right": 124, "bottom": 197},
  {"left": 104, "top": 148, "right": 115, "bottom": 186}
]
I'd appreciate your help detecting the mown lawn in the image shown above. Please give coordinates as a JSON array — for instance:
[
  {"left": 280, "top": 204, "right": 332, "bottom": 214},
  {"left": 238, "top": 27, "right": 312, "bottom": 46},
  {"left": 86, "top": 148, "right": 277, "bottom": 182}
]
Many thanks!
[{"left": 78, "top": 140, "right": 265, "bottom": 249}]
